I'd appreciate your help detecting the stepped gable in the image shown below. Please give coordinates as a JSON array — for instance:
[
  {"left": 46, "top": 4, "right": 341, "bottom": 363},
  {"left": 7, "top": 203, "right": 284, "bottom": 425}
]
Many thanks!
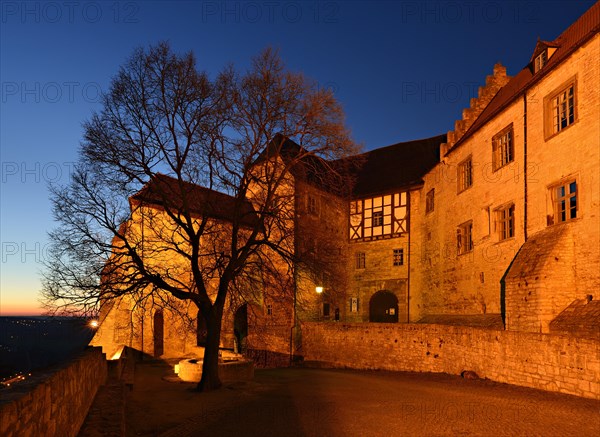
[
  {"left": 441, "top": 63, "right": 511, "bottom": 156},
  {"left": 346, "top": 134, "right": 446, "bottom": 198},
  {"left": 446, "top": 1, "right": 600, "bottom": 155},
  {"left": 131, "top": 174, "right": 260, "bottom": 228}
]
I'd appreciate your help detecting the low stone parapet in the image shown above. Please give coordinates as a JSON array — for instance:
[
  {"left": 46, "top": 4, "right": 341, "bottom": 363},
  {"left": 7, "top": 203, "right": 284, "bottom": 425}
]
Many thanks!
[
  {"left": 301, "top": 322, "right": 600, "bottom": 400},
  {"left": 0, "top": 347, "right": 107, "bottom": 437}
]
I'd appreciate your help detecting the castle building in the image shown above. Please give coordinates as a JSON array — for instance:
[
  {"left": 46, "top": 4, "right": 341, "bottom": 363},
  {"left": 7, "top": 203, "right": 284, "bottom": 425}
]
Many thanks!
[{"left": 92, "top": 3, "right": 599, "bottom": 362}]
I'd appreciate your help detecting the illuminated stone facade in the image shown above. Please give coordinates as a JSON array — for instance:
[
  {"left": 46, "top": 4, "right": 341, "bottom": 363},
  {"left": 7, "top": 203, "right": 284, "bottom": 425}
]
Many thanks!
[
  {"left": 412, "top": 6, "right": 599, "bottom": 333},
  {"left": 92, "top": 5, "right": 599, "bottom": 362}
]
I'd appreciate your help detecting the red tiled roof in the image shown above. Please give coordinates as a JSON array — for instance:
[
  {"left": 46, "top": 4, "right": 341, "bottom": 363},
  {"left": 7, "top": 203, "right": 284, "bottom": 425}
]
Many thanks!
[
  {"left": 131, "top": 174, "right": 260, "bottom": 228},
  {"left": 449, "top": 2, "right": 600, "bottom": 153}
]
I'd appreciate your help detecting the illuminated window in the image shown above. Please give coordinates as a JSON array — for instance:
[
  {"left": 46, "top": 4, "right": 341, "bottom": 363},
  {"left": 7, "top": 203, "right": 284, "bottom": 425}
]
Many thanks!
[
  {"left": 349, "top": 192, "right": 408, "bottom": 241},
  {"left": 356, "top": 252, "right": 365, "bottom": 269},
  {"left": 534, "top": 51, "right": 547, "bottom": 72},
  {"left": 458, "top": 157, "right": 473, "bottom": 192},
  {"left": 495, "top": 204, "right": 515, "bottom": 240},
  {"left": 350, "top": 297, "right": 359, "bottom": 313},
  {"left": 552, "top": 180, "right": 577, "bottom": 224},
  {"left": 457, "top": 221, "right": 473, "bottom": 255},
  {"left": 545, "top": 79, "right": 577, "bottom": 138},
  {"left": 425, "top": 189, "right": 434, "bottom": 213},
  {"left": 393, "top": 249, "right": 404, "bottom": 266},
  {"left": 492, "top": 125, "right": 514, "bottom": 171}
]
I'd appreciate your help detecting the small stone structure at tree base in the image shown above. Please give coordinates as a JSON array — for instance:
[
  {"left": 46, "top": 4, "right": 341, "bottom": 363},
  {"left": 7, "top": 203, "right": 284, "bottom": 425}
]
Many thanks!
[{"left": 174, "top": 349, "right": 254, "bottom": 383}]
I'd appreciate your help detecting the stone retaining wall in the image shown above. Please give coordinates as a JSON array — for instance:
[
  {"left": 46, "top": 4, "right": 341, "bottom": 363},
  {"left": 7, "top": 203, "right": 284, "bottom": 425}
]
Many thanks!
[
  {"left": 300, "top": 322, "right": 600, "bottom": 399},
  {"left": 0, "top": 347, "right": 107, "bottom": 437}
]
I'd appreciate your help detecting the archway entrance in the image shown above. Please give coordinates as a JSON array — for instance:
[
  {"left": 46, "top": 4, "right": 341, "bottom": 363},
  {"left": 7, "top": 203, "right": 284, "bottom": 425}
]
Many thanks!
[
  {"left": 153, "top": 310, "right": 164, "bottom": 357},
  {"left": 369, "top": 291, "right": 399, "bottom": 323},
  {"left": 233, "top": 304, "right": 248, "bottom": 353}
]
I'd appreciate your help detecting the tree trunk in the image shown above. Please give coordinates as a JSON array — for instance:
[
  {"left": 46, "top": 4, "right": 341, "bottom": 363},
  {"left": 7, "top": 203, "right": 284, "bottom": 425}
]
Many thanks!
[{"left": 197, "top": 305, "right": 223, "bottom": 391}]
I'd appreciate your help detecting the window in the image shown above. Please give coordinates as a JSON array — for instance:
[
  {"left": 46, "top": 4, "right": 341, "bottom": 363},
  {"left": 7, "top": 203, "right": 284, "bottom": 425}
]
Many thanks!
[
  {"left": 458, "top": 157, "right": 473, "bottom": 192},
  {"left": 372, "top": 210, "right": 383, "bottom": 227},
  {"left": 457, "top": 221, "right": 473, "bottom": 255},
  {"left": 307, "top": 194, "right": 319, "bottom": 216},
  {"left": 356, "top": 252, "right": 366, "bottom": 269},
  {"left": 350, "top": 297, "right": 359, "bottom": 313},
  {"left": 492, "top": 125, "right": 514, "bottom": 171},
  {"left": 552, "top": 180, "right": 577, "bottom": 223},
  {"left": 545, "top": 79, "right": 577, "bottom": 138},
  {"left": 393, "top": 249, "right": 404, "bottom": 266},
  {"left": 495, "top": 204, "right": 515, "bottom": 240},
  {"left": 266, "top": 304, "right": 273, "bottom": 316},
  {"left": 349, "top": 192, "right": 408, "bottom": 241},
  {"left": 426, "top": 189, "right": 435, "bottom": 213},
  {"left": 534, "top": 51, "right": 547, "bottom": 73},
  {"left": 323, "top": 303, "right": 331, "bottom": 317}
]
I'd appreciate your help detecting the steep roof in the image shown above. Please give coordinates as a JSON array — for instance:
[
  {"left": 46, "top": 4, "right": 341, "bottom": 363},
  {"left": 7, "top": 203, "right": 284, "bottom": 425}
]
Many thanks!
[
  {"left": 263, "top": 132, "right": 446, "bottom": 198},
  {"left": 549, "top": 298, "right": 600, "bottom": 339},
  {"left": 343, "top": 134, "right": 446, "bottom": 197},
  {"left": 257, "top": 133, "right": 355, "bottom": 196},
  {"left": 131, "top": 174, "right": 260, "bottom": 228},
  {"left": 450, "top": 2, "right": 600, "bottom": 153}
]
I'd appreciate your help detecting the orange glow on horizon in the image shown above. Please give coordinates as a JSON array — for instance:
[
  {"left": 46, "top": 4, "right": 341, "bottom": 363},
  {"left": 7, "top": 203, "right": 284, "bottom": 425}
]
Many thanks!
[{"left": 0, "top": 304, "right": 44, "bottom": 317}]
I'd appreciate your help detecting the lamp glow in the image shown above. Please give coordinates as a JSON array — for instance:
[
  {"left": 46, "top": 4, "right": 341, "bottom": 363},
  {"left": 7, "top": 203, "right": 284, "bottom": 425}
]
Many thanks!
[
  {"left": 89, "top": 320, "right": 99, "bottom": 328},
  {"left": 315, "top": 286, "right": 324, "bottom": 294}
]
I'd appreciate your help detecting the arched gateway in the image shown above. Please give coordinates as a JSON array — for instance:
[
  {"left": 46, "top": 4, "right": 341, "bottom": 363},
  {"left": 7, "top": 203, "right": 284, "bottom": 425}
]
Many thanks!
[
  {"left": 153, "top": 310, "right": 164, "bottom": 356},
  {"left": 234, "top": 304, "right": 248, "bottom": 353},
  {"left": 369, "top": 290, "right": 399, "bottom": 323}
]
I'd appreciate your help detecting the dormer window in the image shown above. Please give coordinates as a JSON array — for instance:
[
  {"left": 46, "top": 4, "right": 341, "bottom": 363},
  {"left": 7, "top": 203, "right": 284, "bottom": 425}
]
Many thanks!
[
  {"left": 534, "top": 51, "right": 547, "bottom": 73},
  {"left": 530, "top": 40, "right": 558, "bottom": 74}
]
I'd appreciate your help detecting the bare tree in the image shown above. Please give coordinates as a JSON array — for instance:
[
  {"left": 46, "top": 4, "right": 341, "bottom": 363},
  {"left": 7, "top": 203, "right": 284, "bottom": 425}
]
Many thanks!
[{"left": 41, "top": 43, "right": 358, "bottom": 391}]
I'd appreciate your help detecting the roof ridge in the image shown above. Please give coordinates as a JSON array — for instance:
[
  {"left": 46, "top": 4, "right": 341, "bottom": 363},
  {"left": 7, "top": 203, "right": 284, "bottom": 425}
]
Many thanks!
[{"left": 446, "top": 1, "right": 600, "bottom": 154}]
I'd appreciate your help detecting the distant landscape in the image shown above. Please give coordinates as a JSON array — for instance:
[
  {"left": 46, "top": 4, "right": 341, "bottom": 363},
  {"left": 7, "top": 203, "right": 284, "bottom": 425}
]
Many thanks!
[{"left": 0, "top": 317, "right": 95, "bottom": 381}]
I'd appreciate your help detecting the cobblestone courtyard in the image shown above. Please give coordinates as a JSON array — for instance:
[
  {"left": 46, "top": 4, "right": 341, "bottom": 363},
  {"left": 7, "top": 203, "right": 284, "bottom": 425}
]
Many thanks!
[{"left": 124, "top": 361, "right": 600, "bottom": 436}]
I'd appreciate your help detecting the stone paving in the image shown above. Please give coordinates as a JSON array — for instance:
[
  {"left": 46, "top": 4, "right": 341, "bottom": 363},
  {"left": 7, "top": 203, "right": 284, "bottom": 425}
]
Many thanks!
[{"left": 124, "top": 360, "right": 600, "bottom": 437}]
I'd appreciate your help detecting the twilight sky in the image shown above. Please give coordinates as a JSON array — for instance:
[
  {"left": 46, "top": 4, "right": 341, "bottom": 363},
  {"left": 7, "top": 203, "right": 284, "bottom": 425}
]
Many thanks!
[{"left": 0, "top": 0, "right": 595, "bottom": 315}]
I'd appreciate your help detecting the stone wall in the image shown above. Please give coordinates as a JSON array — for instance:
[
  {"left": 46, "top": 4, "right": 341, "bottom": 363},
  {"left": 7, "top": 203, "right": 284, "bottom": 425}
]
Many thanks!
[
  {"left": 505, "top": 225, "right": 576, "bottom": 333},
  {"left": 411, "top": 34, "right": 600, "bottom": 326},
  {"left": 348, "top": 229, "right": 410, "bottom": 323},
  {"left": 524, "top": 34, "right": 600, "bottom": 299},
  {"left": 301, "top": 322, "right": 600, "bottom": 400},
  {"left": 0, "top": 347, "right": 107, "bottom": 437}
]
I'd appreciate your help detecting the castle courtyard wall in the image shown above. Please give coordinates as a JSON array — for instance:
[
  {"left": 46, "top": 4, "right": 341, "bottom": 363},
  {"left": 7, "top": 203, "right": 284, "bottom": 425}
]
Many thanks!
[{"left": 301, "top": 322, "right": 600, "bottom": 400}]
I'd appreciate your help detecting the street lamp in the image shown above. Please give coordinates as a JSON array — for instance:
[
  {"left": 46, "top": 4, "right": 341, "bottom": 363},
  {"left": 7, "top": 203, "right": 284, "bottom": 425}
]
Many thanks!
[{"left": 315, "top": 286, "right": 324, "bottom": 294}]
